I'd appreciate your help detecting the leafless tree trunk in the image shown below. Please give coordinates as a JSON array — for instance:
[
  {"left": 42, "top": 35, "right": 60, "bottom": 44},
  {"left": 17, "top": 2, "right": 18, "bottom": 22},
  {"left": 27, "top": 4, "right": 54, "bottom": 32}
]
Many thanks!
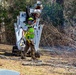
[
  {"left": 56, "top": 0, "right": 64, "bottom": 4},
  {"left": 56, "top": 0, "right": 64, "bottom": 33},
  {"left": 0, "top": 23, "right": 6, "bottom": 43}
]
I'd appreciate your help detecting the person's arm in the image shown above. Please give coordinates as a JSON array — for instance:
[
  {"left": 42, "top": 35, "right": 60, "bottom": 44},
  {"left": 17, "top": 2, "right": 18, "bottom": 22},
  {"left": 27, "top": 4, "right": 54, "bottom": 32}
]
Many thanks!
[
  {"left": 22, "top": 30, "right": 25, "bottom": 37},
  {"left": 40, "top": 5, "right": 43, "bottom": 9}
]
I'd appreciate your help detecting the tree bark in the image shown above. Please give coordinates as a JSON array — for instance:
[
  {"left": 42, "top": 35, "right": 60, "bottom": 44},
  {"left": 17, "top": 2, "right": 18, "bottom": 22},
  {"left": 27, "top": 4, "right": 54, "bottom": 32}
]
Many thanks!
[{"left": 0, "top": 23, "right": 6, "bottom": 43}]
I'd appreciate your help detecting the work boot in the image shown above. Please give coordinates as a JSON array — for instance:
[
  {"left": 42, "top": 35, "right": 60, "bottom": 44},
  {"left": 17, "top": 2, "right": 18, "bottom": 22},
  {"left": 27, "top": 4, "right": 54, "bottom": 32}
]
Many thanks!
[
  {"left": 31, "top": 57, "right": 38, "bottom": 62},
  {"left": 35, "top": 52, "right": 40, "bottom": 58},
  {"left": 21, "top": 51, "right": 25, "bottom": 59}
]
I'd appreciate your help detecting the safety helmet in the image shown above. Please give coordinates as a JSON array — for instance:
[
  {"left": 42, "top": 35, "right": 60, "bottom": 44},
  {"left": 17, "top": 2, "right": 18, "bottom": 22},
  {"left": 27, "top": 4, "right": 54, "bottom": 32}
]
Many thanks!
[
  {"left": 28, "top": 17, "right": 34, "bottom": 21},
  {"left": 37, "top": 1, "right": 41, "bottom": 5}
]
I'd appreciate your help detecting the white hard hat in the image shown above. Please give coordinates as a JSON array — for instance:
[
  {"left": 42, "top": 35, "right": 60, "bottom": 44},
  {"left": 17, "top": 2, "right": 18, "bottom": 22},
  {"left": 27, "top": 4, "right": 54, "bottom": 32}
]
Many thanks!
[{"left": 37, "top": 1, "right": 41, "bottom": 4}]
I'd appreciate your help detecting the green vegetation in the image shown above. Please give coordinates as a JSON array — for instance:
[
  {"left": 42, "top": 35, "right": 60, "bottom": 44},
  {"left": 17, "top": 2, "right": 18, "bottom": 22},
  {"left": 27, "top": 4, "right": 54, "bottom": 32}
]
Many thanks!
[
  {"left": 0, "top": 0, "right": 76, "bottom": 44},
  {"left": 42, "top": 3, "right": 64, "bottom": 27}
]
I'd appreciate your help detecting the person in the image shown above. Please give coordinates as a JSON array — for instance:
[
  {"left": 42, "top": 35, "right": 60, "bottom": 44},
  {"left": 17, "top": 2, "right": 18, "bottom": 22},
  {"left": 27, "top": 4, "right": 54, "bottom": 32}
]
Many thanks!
[
  {"left": 35, "top": 0, "right": 43, "bottom": 10},
  {"left": 33, "top": 0, "right": 43, "bottom": 18},
  {"left": 21, "top": 17, "right": 36, "bottom": 60}
]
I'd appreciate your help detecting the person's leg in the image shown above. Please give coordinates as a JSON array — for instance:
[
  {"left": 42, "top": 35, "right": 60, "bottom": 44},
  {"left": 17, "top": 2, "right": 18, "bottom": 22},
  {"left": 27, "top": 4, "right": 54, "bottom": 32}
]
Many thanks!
[
  {"left": 24, "top": 41, "right": 30, "bottom": 56},
  {"left": 21, "top": 40, "right": 29, "bottom": 59},
  {"left": 30, "top": 41, "right": 36, "bottom": 60}
]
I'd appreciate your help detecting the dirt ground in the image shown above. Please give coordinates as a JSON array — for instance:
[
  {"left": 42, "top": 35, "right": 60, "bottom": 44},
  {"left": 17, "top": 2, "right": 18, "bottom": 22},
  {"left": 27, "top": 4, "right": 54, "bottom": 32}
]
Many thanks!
[{"left": 0, "top": 44, "right": 76, "bottom": 75}]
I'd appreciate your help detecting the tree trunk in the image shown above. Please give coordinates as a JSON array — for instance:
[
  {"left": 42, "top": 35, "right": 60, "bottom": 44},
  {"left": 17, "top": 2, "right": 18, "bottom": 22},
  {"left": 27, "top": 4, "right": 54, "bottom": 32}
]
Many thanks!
[
  {"left": 56, "top": 0, "right": 64, "bottom": 4},
  {"left": 56, "top": 0, "right": 64, "bottom": 33},
  {"left": 0, "top": 23, "right": 6, "bottom": 43}
]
